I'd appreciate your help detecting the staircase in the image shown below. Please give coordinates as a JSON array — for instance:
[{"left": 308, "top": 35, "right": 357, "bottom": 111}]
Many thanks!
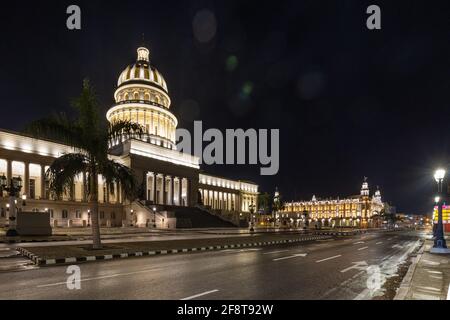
[
  {"left": 137, "top": 200, "right": 237, "bottom": 229},
  {"left": 172, "top": 206, "right": 237, "bottom": 228}
]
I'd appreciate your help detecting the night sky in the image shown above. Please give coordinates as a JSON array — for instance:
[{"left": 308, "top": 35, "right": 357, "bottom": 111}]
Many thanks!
[{"left": 1, "top": 1, "right": 449, "bottom": 215}]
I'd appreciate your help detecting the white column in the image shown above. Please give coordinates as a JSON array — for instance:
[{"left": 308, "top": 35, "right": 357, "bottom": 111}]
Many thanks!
[
  {"left": 41, "top": 165, "right": 46, "bottom": 200},
  {"left": 152, "top": 173, "right": 157, "bottom": 203},
  {"left": 170, "top": 176, "right": 174, "bottom": 205},
  {"left": 24, "top": 162, "right": 29, "bottom": 197},
  {"left": 178, "top": 177, "right": 182, "bottom": 206}
]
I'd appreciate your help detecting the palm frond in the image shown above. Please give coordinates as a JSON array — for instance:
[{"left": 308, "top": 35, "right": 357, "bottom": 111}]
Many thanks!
[
  {"left": 108, "top": 120, "right": 144, "bottom": 146},
  {"left": 46, "top": 153, "right": 89, "bottom": 198},
  {"left": 23, "top": 113, "right": 84, "bottom": 149},
  {"left": 72, "top": 79, "right": 101, "bottom": 137},
  {"left": 99, "top": 159, "right": 138, "bottom": 201}
]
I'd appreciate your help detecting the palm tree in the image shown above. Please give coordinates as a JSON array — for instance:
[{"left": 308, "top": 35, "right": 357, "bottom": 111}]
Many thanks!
[
  {"left": 257, "top": 192, "right": 271, "bottom": 214},
  {"left": 25, "top": 79, "right": 143, "bottom": 249}
]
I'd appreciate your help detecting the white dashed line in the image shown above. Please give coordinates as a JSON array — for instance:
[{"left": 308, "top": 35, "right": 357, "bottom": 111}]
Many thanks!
[
  {"left": 357, "top": 246, "right": 369, "bottom": 251},
  {"left": 37, "top": 267, "right": 162, "bottom": 288},
  {"left": 181, "top": 289, "right": 219, "bottom": 300},
  {"left": 263, "top": 250, "right": 289, "bottom": 255},
  {"left": 376, "top": 242, "right": 383, "bottom": 245},
  {"left": 316, "top": 255, "right": 342, "bottom": 263},
  {"left": 273, "top": 253, "right": 307, "bottom": 261}
]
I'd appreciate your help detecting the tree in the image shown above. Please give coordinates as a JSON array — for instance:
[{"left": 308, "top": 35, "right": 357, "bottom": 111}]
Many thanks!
[
  {"left": 381, "top": 208, "right": 397, "bottom": 229},
  {"left": 302, "top": 210, "right": 310, "bottom": 229},
  {"left": 25, "top": 79, "right": 143, "bottom": 249},
  {"left": 272, "top": 189, "right": 285, "bottom": 226},
  {"left": 257, "top": 192, "right": 271, "bottom": 214},
  {"left": 272, "top": 192, "right": 284, "bottom": 214}
]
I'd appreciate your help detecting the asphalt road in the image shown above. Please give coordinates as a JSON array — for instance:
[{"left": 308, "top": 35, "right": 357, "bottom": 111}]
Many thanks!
[{"left": 0, "top": 230, "right": 425, "bottom": 300}]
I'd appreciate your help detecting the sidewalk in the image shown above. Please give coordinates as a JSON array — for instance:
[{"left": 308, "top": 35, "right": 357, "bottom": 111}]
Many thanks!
[{"left": 395, "top": 238, "right": 450, "bottom": 300}]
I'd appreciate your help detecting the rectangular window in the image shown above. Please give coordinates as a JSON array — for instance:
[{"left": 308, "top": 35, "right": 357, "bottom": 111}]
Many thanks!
[
  {"left": 49, "top": 209, "right": 54, "bottom": 218},
  {"left": 62, "top": 210, "right": 68, "bottom": 219},
  {"left": 75, "top": 210, "right": 81, "bottom": 219}
]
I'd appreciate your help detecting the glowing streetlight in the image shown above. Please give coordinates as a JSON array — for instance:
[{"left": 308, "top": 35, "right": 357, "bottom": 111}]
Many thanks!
[
  {"left": 431, "top": 168, "right": 448, "bottom": 253},
  {"left": 152, "top": 207, "right": 157, "bottom": 228},
  {"left": 434, "top": 169, "right": 446, "bottom": 183}
]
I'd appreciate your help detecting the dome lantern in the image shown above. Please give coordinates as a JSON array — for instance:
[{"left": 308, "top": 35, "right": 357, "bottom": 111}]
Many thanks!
[{"left": 137, "top": 47, "right": 150, "bottom": 62}]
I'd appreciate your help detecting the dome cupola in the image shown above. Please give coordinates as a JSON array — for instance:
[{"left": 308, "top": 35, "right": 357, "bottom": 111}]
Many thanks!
[{"left": 107, "top": 46, "right": 177, "bottom": 150}]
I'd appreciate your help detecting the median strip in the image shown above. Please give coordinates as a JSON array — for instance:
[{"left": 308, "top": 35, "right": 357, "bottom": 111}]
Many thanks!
[{"left": 18, "top": 234, "right": 331, "bottom": 266}]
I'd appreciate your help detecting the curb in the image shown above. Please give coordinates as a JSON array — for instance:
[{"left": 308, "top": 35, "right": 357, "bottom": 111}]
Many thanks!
[
  {"left": 18, "top": 235, "right": 331, "bottom": 266},
  {"left": 394, "top": 243, "right": 425, "bottom": 300},
  {"left": 2, "top": 238, "right": 75, "bottom": 244}
]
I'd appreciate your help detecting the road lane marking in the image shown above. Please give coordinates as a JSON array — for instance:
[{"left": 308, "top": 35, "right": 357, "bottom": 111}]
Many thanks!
[
  {"left": 392, "top": 244, "right": 403, "bottom": 249},
  {"left": 263, "top": 250, "right": 289, "bottom": 255},
  {"left": 447, "top": 283, "right": 450, "bottom": 300},
  {"left": 273, "top": 253, "right": 307, "bottom": 261},
  {"left": 387, "top": 238, "right": 392, "bottom": 240},
  {"left": 376, "top": 242, "right": 383, "bottom": 245},
  {"left": 316, "top": 255, "right": 341, "bottom": 263},
  {"left": 37, "top": 267, "right": 162, "bottom": 288},
  {"left": 357, "top": 246, "right": 368, "bottom": 251},
  {"left": 181, "top": 289, "right": 219, "bottom": 300},
  {"left": 340, "top": 261, "right": 368, "bottom": 273},
  {"left": 353, "top": 241, "right": 365, "bottom": 245}
]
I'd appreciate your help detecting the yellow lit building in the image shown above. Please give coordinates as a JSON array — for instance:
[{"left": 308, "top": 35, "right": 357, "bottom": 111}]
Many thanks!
[
  {"left": 0, "top": 46, "right": 258, "bottom": 229},
  {"left": 280, "top": 178, "right": 384, "bottom": 228},
  {"left": 432, "top": 205, "right": 450, "bottom": 232}
]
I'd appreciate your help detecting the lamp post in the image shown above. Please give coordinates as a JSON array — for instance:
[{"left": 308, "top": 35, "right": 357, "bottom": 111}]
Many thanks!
[
  {"left": 431, "top": 169, "right": 448, "bottom": 253},
  {"left": 0, "top": 175, "right": 23, "bottom": 237},
  {"left": 249, "top": 200, "right": 255, "bottom": 232},
  {"left": 152, "top": 206, "right": 157, "bottom": 228}
]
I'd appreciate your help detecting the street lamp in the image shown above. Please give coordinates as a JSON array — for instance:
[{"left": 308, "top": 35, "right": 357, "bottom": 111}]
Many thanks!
[
  {"left": 249, "top": 200, "right": 255, "bottom": 232},
  {"left": 22, "top": 194, "right": 27, "bottom": 206},
  {"left": 152, "top": 206, "right": 157, "bottom": 228},
  {"left": 0, "top": 175, "right": 23, "bottom": 237},
  {"left": 432, "top": 168, "right": 448, "bottom": 253}
]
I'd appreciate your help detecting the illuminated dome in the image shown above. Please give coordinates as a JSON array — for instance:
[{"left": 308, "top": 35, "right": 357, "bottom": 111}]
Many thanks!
[
  {"left": 117, "top": 47, "right": 168, "bottom": 93},
  {"left": 107, "top": 46, "right": 178, "bottom": 150}
]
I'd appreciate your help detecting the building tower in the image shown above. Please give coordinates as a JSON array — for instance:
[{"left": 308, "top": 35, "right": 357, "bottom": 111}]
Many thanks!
[
  {"left": 360, "top": 176, "right": 370, "bottom": 196},
  {"left": 374, "top": 186, "right": 382, "bottom": 202},
  {"left": 106, "top": 46, "right": 178, "bottom": 150},
  {"left": 360, "top": 177, "right": 370, "bottom": 221}
]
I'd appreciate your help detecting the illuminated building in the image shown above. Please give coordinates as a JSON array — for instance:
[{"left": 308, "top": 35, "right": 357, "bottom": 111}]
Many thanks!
[
  {"left": 0, "top": 46, "right": 258, "bottom": 229},
  {"left": 432, "top": 205, "right": 450, "bottom": 232},
  {"left": 280, "top": 178, "right": 384, "bottom": 228}
]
